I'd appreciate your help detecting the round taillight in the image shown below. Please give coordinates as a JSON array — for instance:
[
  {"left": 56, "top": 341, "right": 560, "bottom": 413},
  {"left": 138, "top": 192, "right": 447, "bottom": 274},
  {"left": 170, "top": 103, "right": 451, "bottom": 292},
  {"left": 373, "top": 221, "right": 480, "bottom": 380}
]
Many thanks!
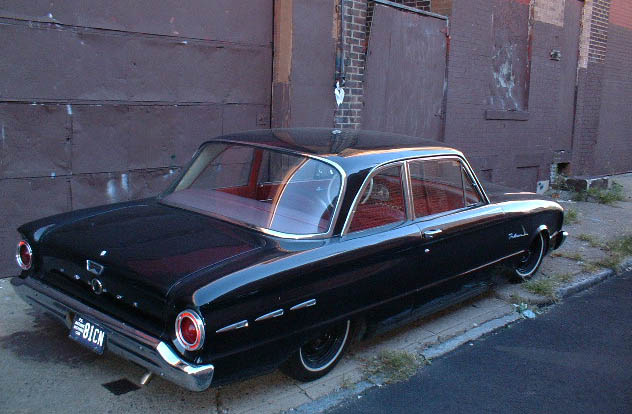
[
  {"left": 16, "top": 240, "right": 32, "bottom": 270},
  {"left": 175, "top": 310, "right": 205, "bottom": 352}
]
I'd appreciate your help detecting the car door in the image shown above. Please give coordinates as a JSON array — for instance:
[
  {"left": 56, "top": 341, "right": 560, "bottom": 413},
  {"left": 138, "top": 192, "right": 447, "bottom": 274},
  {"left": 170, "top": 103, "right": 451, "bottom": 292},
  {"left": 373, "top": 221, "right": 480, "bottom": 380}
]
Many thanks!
[
  {"left": 406, "top": 157, "right": 507, "bottom": 307},
  {"left": 334, "top": 162, "right": 420, "bottom": 323}
]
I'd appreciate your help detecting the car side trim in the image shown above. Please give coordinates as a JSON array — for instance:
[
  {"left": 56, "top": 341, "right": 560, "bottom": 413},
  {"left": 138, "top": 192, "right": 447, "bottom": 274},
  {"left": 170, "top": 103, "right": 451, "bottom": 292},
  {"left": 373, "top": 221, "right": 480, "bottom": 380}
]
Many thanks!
[
  {"left": 255, "top": 309, "right": 284, "bottom": 322},
  {"left": 216, "top": 320, "right": 249, "bottom": 334},
  {"left": 290, "top": 299, "right": 317, "bottom": 311}
]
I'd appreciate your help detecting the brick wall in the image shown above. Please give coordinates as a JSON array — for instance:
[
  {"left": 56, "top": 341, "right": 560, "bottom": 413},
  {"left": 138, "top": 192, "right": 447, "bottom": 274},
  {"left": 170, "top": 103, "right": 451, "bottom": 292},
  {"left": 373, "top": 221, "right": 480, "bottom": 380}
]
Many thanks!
[
  {"left": 334, "top": 0, "right": 368, "bottom": 129},
  {"left": 591, "top": 0, "right": 632, "bottom": 175},
  {"left": 442, "top": 0, "right": 582, "bottom": 190},
  {"left": 431, "top": 0, "right": 453, "bottom": 16},
  {"left": 334, "top": 0, "right": 631, "bottom": 184},
  {"left": 572, "top": 0, "right": 616, "bottom": 176}
]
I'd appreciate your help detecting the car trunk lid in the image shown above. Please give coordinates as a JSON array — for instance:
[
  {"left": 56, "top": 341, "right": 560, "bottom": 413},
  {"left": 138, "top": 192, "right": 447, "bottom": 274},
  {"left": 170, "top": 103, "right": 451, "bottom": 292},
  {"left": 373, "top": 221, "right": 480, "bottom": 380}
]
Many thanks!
[{"left": 30, "top": 202, "right": 264, "bottom": 335}]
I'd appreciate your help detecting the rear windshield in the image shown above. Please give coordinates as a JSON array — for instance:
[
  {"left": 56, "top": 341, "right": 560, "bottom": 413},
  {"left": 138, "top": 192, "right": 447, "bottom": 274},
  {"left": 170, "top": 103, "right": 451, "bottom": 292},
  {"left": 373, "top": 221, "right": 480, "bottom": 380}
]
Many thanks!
[{"left": 161, "top": 142, "right": 342, "bottom": 236}]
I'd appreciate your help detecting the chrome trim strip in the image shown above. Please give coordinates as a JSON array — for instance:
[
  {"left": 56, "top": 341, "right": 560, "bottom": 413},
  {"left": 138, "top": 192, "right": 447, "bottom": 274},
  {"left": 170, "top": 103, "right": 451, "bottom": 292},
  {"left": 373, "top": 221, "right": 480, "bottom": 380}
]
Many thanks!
[
  {"left": 452, "top": 250, "right": 526, "bottom": 281},
  {"left": 459, "top": 156, "right": 490, "bottom": 204},
  {"left": 341, "top": 161, "right": 408, "bottom": 235},
  {"left": 11, "top": 276, "right": 214, "bottom": 392},
  {"left": 162, "top": 138, "right": 348, "bottom": 241},
  {"left": 215, "top": 320, "right": 249, "bottom": 334},
  {"left": 402, "top": 161, "right": 414, "bottom": 221},
  {"left": 290, "top": 299, "right": 317, "bottom": 311},
  {"left": 341, "top": 154, "right": 490, "bottom": 236},
  {"left": 549, "top": 230, "right": 568, "bottom": 250},
  {"left": 254, "top": 309, "right": 284, "bottom": 322}
]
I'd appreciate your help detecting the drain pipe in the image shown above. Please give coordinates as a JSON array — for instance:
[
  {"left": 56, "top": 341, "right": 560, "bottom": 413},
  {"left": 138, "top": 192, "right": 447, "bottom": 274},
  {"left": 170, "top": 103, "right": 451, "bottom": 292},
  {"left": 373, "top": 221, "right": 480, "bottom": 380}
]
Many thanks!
[{"left": 335, "top": 0, "right": 346, "bottom": 88}]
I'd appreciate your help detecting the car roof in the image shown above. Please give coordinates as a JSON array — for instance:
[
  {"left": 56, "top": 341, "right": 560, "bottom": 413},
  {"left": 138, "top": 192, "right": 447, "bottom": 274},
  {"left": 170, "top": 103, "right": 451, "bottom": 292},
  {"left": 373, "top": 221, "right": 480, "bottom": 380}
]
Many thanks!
[{"left": 204, "top": 128, "right": 465, "bottom": 175}]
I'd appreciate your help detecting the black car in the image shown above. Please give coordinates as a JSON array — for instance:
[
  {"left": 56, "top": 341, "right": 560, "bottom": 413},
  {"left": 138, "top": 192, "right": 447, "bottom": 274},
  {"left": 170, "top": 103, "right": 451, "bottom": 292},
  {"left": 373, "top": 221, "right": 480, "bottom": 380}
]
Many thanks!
[{"left": 12, "top": 128, "right": 567, "bottom": 391}]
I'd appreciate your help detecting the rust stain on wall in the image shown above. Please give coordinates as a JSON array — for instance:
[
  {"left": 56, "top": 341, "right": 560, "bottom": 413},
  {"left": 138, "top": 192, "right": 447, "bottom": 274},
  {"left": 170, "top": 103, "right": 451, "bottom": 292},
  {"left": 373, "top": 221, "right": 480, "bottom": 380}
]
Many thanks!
[
  {"left": 273, "top": 0, "right": 293, "bottom": 84},
  {"left": 272, "top": 0, "right": 293, "bottom": 127}
]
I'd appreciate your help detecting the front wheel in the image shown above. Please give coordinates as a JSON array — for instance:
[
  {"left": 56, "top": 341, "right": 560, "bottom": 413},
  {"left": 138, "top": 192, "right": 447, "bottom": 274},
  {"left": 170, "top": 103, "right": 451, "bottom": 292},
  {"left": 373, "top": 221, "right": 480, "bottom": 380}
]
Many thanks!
[
  {"left": 281, "top": 320, "right": 351, "bottom": 382},
  {"left": 514, "top": 232, "right": 546, "bottom": 281}
]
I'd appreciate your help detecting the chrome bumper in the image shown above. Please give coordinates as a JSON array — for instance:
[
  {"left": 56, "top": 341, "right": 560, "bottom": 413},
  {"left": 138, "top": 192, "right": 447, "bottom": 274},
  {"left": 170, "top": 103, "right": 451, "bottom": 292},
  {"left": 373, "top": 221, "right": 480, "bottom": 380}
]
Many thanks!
[
  {"left": 11, "top": 276, "right": 214, "bottom": 392},
  {"left": 550, "top": 230, "right": 568, "bottom": 250}
]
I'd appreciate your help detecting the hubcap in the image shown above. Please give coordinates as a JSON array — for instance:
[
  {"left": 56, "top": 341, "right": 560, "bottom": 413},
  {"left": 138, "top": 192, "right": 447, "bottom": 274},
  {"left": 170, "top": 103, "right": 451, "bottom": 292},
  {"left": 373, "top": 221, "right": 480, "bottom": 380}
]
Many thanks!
[
  {"left": 516, "top": 233, "right": 544, "bottom": 277},
  {"left": 300, "top": 321, "right": 350, "bottom": 371}
]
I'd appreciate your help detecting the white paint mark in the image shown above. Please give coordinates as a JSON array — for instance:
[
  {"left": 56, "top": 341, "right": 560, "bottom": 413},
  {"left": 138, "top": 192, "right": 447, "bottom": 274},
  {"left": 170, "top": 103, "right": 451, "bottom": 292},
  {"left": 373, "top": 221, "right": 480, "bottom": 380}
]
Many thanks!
[
  {"left": 492, "top": 44, "right": 520, "bottom": 110},
  {"left": 180, "top": 40, "right": 188, "bottom": 45},
  {"left": 66, "top": 104, "right": 73, "bottom": 115},
  {"left": 106, "top": 179, "right": 117, "bottom": 200},
  {"left": 47, "top": 12, "right": 53, "bottom": 19},
  {"left": 50, "top": 172, "right": 56, "bottom": 177},
  {"left": 121, "top": 173, "right": 129, "bottom": 192}
]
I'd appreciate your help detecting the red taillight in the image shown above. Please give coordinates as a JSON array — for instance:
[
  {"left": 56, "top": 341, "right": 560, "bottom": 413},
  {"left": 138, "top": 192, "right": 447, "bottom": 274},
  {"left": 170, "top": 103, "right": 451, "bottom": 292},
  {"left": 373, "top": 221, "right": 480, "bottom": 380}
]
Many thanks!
[
  {"left": 181, "top": 317, "right": 198, "bottom": 344},
  {"left": 175, "top": 310, "right": 205, "bottom": 352},
  {"left": 16, "top": 240, "right": 32, "bottom": 270}
]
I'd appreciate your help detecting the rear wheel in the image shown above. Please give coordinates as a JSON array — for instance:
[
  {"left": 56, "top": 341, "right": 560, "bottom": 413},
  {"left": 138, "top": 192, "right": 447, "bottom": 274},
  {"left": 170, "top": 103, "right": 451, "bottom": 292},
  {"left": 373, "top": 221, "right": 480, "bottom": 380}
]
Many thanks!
[
  {"left": 514, "top": 232, "right": 546, "bottom": 281},
  {"left": 281, "top": 320, "right": 351, "bottom": 382}
]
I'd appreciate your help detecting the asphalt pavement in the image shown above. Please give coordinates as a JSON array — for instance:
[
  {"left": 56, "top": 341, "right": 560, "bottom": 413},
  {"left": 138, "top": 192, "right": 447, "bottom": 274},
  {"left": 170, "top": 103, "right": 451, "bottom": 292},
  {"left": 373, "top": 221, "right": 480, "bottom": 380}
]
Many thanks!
[{"left": 327, "top": 269, "right": 632, "bottom": 414}]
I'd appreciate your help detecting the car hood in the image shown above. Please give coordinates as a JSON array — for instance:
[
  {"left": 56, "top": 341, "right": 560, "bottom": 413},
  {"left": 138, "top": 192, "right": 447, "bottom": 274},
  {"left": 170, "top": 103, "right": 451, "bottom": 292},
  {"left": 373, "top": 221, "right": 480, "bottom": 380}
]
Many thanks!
[{"left": 23, "top": 200, "right": 265, "bottom": 297}]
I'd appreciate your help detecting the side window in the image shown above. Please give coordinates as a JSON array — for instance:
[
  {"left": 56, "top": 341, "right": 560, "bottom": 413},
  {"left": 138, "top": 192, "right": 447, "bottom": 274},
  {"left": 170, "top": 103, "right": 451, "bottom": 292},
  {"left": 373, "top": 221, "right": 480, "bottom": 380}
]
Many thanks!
[
  {"left": 463, "top": 168, "right": 483, "bottom": 205},
  {"left": 409, "top": 158, "right": 474, "bottom": 218},
  {"left": 349, "top": 165, "right": 406, "bottom": 233}
]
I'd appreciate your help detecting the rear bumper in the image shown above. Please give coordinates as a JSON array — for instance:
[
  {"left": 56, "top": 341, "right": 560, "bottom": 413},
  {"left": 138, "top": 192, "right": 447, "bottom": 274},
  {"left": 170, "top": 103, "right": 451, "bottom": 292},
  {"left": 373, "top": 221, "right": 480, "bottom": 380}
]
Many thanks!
[{"left": 11, "top": 276, "right": 214, "bottom": 392}]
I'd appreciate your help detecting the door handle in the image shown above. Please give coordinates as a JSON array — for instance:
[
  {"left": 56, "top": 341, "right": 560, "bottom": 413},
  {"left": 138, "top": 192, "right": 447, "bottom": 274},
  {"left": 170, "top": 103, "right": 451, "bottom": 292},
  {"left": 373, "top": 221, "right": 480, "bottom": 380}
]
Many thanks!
[{"left": 423, "top": 229, "right": 443, "bottom": 239}]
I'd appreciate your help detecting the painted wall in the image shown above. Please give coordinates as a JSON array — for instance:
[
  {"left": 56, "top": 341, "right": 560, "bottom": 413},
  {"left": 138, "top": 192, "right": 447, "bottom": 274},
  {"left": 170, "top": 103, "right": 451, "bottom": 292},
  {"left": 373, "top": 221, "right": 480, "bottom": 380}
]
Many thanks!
[{"left": 0, "top": 1, "right": 273, "bottom": 274}]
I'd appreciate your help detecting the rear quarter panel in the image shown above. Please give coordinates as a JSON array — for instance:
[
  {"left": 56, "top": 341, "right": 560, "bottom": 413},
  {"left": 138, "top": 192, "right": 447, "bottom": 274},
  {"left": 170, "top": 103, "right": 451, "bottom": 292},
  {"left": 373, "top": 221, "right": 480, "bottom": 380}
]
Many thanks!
[{"left": 186, "top": 225, "right": 421, "bottom": 383}]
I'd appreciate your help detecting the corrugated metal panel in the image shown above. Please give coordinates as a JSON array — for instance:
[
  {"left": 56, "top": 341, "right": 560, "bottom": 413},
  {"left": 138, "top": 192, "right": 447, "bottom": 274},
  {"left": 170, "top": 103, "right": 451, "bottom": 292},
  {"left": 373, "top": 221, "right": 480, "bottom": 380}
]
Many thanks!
[
  {"left": 0, "top": 1, "right": 273, "bottom": 277},
  {"left": 0, "top": 22, "right": 271, "bottom": 104},
  {"left": 0, "top": 0, "right": 272, "bottom": 44}
]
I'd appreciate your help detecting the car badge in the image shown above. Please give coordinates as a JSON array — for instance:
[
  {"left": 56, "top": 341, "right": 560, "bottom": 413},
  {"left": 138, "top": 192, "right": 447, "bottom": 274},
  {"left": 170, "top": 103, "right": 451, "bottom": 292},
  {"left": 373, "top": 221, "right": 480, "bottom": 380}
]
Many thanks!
[
  {"left": 86, "top": 259, "right": 104, "bottom": 276},
  {"left": 91, "top": 278, "right": 104, "bottom": 295}
]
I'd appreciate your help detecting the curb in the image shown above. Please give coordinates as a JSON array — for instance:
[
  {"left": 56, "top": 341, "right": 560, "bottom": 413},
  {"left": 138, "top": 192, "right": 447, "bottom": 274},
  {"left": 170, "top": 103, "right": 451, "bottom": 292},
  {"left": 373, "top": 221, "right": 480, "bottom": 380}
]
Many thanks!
[
  {"left": 555, "top": 269, "right": 614, "bottom": 299},
  {"left": 288, "top": 258, "right": 632, "bottom": 414},
  {"left": 421, "top": 313, "right": 522, "bottom": 360},
  {"left": 555, "top": 257, "right": 632, "bottom": 299},
  {"left": 284, "top": 313, "right": 522, "bottom": 414}
]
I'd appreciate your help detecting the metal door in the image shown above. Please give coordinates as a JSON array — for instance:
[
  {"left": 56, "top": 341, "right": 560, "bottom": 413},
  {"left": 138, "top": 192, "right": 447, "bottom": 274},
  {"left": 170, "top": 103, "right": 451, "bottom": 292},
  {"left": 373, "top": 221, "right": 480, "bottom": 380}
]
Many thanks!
[{"left": 363, "top": 4, "right": 447, "bottom": 140}]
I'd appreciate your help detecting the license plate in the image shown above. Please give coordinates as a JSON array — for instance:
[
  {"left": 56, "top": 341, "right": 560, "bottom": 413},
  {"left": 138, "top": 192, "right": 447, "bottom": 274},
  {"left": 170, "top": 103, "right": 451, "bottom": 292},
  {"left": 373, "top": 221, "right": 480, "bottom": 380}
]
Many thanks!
[{"left": 69, "top": 315, "right": 106, "bottom": 355}]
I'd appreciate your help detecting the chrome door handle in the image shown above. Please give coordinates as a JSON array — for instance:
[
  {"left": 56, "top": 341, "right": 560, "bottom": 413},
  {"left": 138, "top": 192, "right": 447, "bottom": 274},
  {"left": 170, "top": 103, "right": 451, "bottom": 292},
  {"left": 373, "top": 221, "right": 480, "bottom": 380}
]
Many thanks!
[{"left": 423, "top": 229, "right": 443, "bottom": 239}]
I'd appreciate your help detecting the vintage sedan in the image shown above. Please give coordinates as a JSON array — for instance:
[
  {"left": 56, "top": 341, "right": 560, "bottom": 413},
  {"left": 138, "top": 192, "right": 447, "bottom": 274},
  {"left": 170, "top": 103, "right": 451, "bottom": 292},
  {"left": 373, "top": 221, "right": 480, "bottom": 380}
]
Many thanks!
[{"left": 12, "top": 128, "right": 567, "bottom": 391}]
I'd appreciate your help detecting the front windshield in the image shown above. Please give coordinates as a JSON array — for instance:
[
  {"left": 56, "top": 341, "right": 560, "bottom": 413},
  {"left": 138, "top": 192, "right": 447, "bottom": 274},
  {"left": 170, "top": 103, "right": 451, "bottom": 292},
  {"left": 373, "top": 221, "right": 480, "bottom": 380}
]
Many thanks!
[{"left": 161, "top": 142, "right": 342, "bottom": 236}]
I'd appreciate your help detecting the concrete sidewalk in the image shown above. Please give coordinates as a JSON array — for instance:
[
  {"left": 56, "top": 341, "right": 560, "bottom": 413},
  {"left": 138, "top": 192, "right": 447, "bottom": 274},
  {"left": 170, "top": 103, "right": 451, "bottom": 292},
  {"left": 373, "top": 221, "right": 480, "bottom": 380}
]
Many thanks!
[{"left": 1, "top": 174, "right": 630, "bottom": 414}]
